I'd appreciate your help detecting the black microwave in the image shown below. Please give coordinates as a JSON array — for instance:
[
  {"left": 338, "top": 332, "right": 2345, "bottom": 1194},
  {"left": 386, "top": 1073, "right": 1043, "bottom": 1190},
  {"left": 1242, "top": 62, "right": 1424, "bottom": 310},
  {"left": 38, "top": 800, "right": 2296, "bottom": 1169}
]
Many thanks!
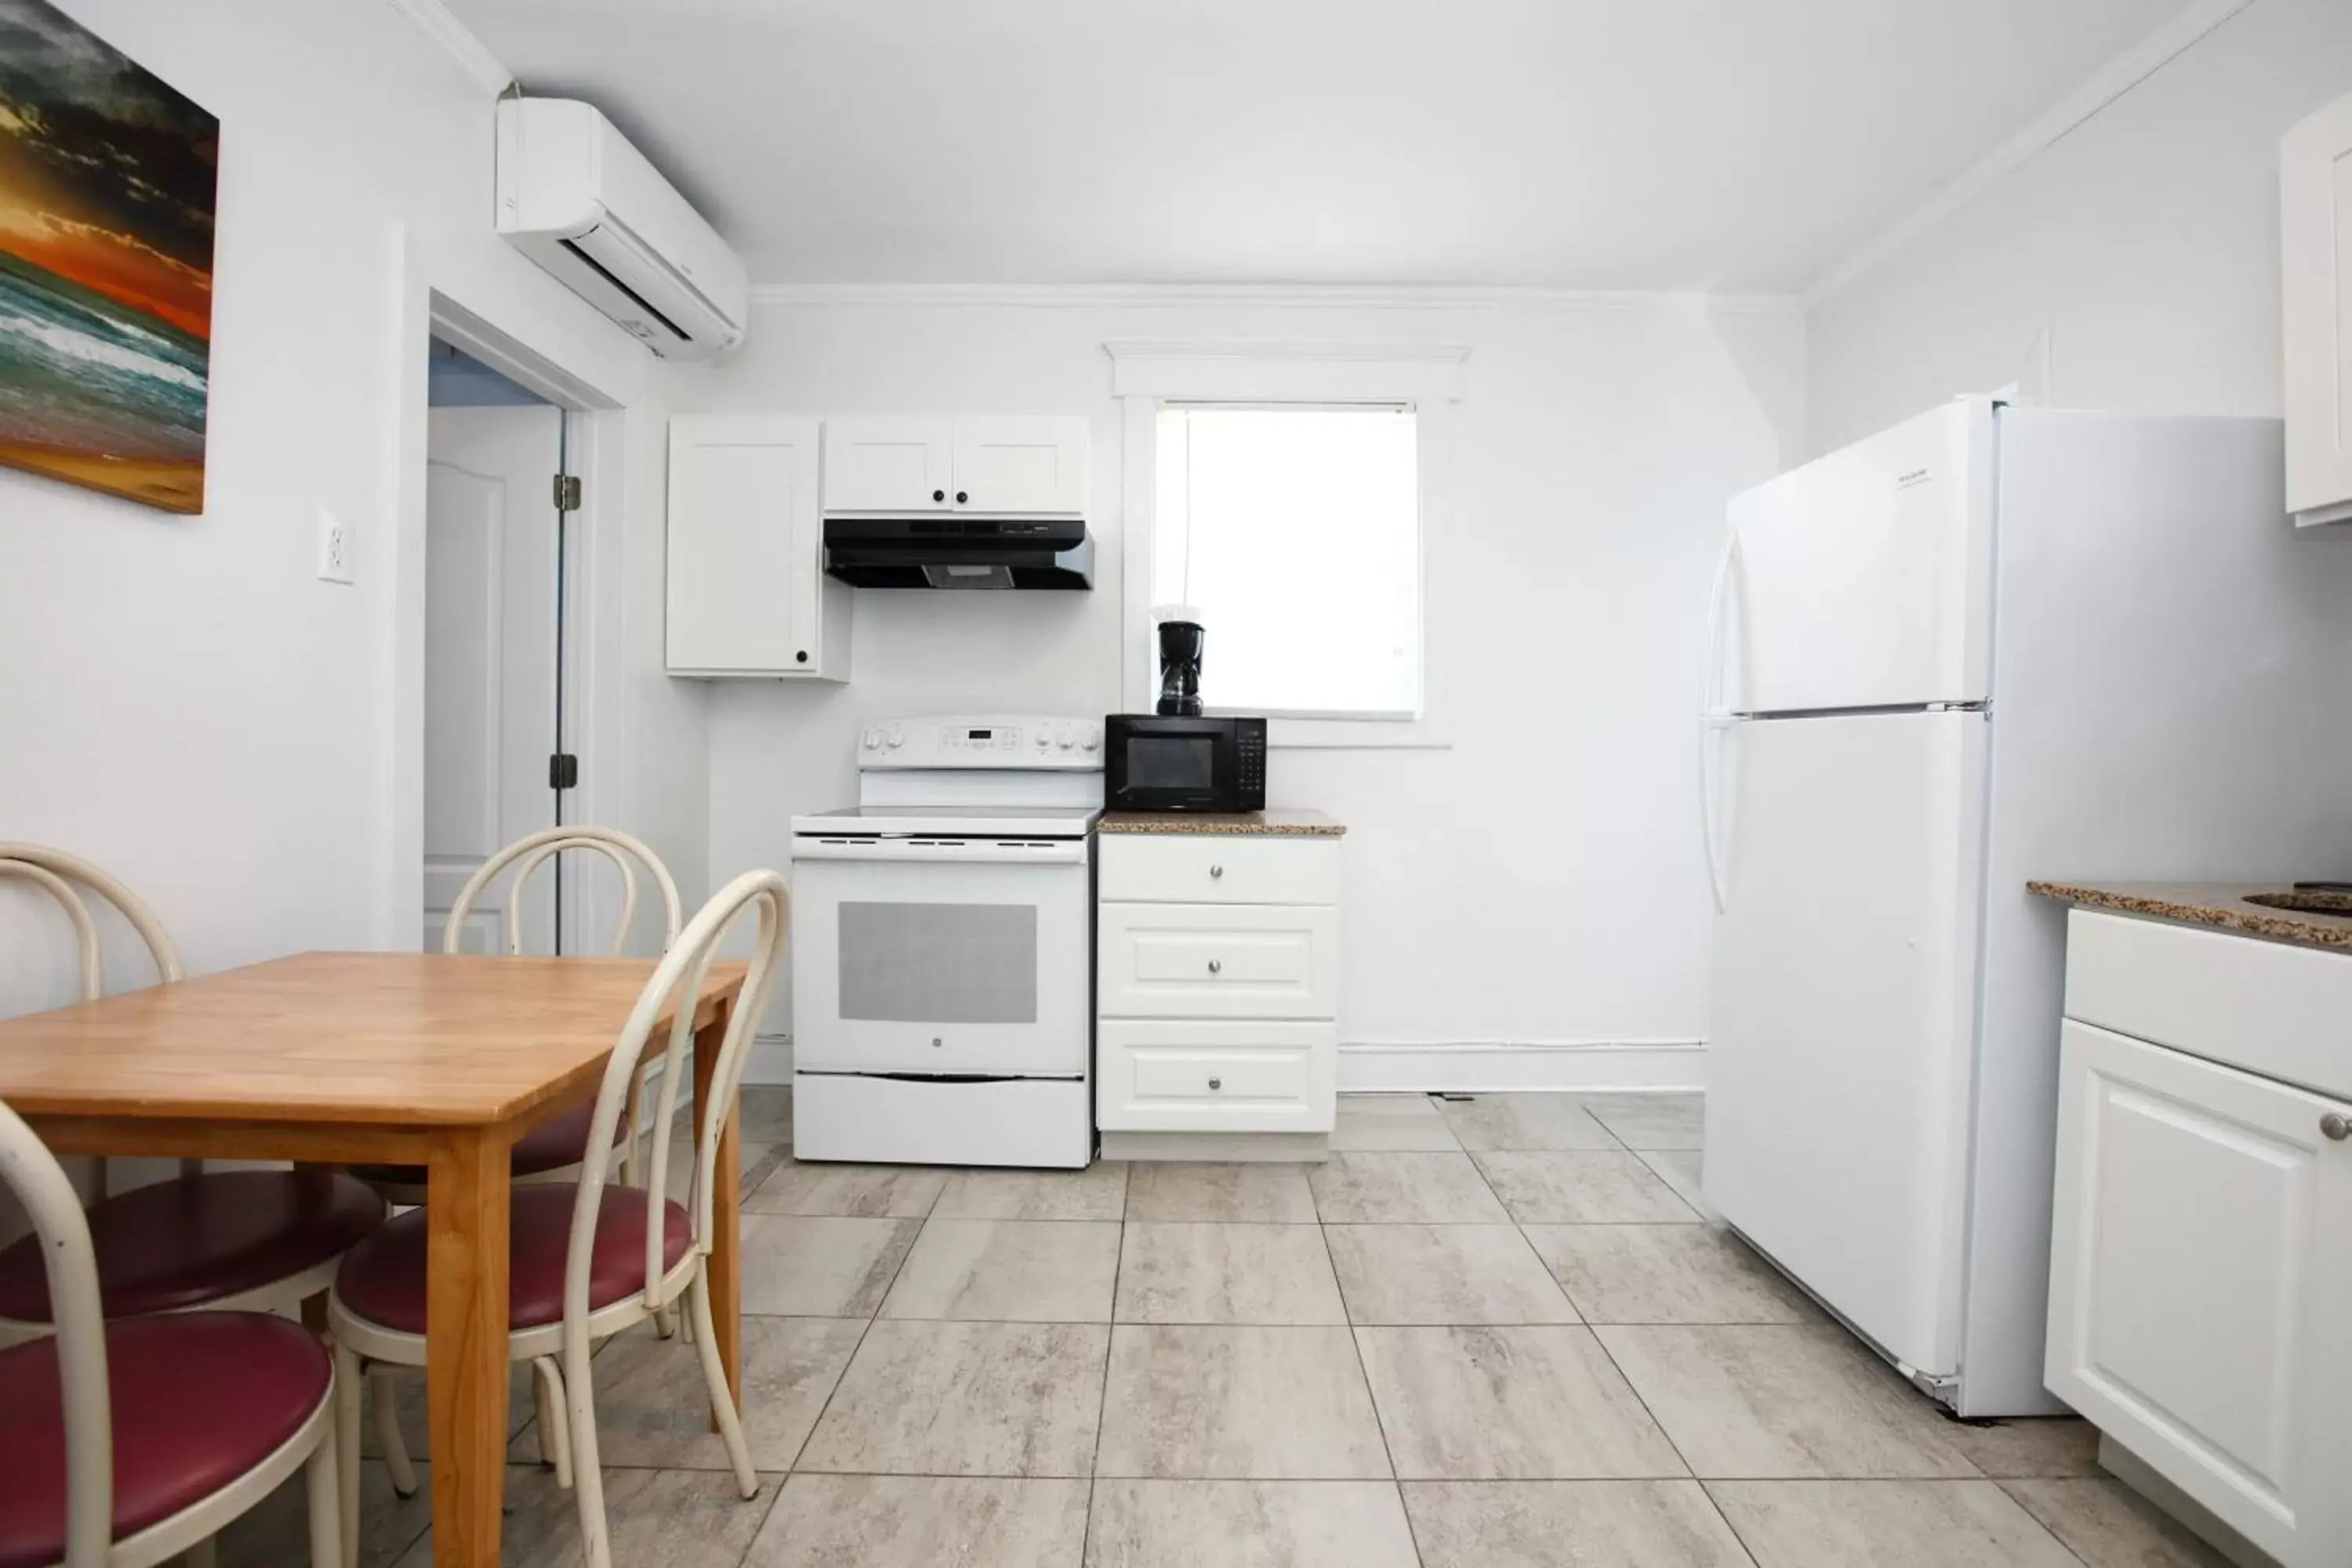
[{"left": 1103, "top": 715, "right": 1267, "bottom": 813}]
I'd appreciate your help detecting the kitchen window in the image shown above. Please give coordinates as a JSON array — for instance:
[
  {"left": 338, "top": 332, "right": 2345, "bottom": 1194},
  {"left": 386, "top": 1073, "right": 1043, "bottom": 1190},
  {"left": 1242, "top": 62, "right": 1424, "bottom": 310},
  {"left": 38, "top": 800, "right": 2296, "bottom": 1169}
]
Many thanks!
[
  {"left": 1153, "top": 405, "right": 1421, "bottom": 720},
  {"left": 1109, "top": 342, "right": 1466, "bottom": 748}
]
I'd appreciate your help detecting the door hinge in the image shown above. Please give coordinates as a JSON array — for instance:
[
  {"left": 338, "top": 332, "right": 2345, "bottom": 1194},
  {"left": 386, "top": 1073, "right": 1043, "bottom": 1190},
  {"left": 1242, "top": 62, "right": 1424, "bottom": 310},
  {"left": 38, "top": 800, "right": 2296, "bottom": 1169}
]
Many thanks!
[
  {"left": 549, "top": 753, "right": 579, "bottom": 790},
  {"left": 553, "top": 474, "right": 582, "bottom": 511}
]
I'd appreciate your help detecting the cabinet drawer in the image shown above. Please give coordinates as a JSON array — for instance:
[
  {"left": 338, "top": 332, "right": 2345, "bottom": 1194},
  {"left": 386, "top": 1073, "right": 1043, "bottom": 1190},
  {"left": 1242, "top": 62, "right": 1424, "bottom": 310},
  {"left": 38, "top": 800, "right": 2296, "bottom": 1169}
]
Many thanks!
[
  {"left": 2063, "top": 910, "right": 2352, "bottom": 1100},
  {"left": 1097, "top": 1019, "right": 1336, "bottom": 1133},
  {"left": 1098, "top": 835, "right": 1338, "bottom": 906},
  {"left": 1098, "top": 902, "right": 1338, "bottom": 1020}
]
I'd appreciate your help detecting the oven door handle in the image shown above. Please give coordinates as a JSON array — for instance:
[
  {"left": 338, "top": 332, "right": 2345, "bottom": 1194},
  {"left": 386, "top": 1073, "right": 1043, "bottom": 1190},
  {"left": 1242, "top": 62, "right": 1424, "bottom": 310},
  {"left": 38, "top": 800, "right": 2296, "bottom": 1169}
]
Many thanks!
[{"left": 790, "top": 837, "right": 1091, "bottom": 866}]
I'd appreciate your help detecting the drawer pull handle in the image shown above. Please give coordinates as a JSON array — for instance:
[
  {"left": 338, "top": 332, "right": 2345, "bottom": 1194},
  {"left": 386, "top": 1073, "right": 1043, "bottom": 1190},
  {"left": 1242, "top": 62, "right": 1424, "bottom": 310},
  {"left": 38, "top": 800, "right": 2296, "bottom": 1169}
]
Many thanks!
[
  {"left": 1207, "top": 959, "right": 1222, "bottom": 975},
  {"left": 1208, "top": 1076, "right": 1221, "bottom": 1091},
  {"left": 2324, "top": 1112, "right": 2350, "bottom": 1142},
  {"left": 1209, "top": 864, "right": 1225, "bottom": 879}
]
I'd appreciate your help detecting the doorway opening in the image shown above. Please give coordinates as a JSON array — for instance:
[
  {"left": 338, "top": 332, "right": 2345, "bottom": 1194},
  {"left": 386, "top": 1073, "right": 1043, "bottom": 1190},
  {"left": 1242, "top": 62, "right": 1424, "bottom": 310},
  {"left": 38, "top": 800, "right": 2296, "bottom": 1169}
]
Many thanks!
[{"left": 423, "top": 337, "right": 581, "bottom": 954}]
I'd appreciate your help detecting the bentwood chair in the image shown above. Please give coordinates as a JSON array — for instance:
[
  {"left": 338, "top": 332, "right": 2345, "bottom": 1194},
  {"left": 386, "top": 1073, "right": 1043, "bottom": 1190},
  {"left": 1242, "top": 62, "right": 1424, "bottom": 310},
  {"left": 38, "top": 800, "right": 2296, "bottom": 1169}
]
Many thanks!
[
  {"left": 0, "top": 846, "right": 384, "bottom": 1347},
  {"left": 343, "top": 827, "right": 684, "bottom": 1493},
  {"left": 0, "top": 1094, "right": 343, "bottom": 1567},
  {"left": 328, "top": 868, "right": 784, "bottom": 1568},
  {"left": 350, "top": 826, "right": 684, "bottom": 1208}
]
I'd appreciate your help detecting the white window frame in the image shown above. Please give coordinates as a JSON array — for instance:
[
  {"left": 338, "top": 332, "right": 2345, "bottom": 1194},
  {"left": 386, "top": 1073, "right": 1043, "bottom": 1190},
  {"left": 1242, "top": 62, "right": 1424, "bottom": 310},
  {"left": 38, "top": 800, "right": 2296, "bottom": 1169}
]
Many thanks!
[{"left": 1109, "top": 341, "right": 1467, "bottom": 750}]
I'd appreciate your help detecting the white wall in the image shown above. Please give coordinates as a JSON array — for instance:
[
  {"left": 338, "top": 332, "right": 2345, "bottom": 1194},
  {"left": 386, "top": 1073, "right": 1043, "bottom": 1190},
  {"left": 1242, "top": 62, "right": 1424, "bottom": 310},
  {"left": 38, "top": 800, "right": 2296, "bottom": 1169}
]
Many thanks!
[
  {"left": 691, "top": 295, "right": 1802, "bottom": 1086},
  {"left": 0, "top": 2, "right": 704, "bottom": 1218},
  {"left": 1806, "top": 0, "right": 2352, "bottom": 455}
]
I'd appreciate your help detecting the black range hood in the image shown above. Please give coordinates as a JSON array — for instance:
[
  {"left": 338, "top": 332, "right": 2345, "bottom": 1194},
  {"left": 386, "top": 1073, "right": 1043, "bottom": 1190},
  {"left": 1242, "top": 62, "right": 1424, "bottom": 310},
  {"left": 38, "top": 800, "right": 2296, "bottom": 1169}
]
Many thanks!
[{"left": 822, "top": 516, "right": 1094, "bottom": 590}]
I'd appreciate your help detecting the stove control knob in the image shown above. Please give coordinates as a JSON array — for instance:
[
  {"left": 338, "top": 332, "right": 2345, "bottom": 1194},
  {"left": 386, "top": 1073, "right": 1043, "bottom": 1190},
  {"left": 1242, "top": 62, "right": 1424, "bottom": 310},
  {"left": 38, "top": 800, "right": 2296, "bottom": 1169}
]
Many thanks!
[
  {"left": 885, "top": 728, "right": 904, "bottom": 750},
  {"left": 1034, "top": 731, "right": 1052, "bottom": 751},
  {"left": 1057, "top": 728, "right": 1075, "bottom": 751},
  {"left": 861, "top": 728, "right": 882, "bottom": 750},
  {"left": 1080, "top": 730, "right": 1100, "bottom": 753}
]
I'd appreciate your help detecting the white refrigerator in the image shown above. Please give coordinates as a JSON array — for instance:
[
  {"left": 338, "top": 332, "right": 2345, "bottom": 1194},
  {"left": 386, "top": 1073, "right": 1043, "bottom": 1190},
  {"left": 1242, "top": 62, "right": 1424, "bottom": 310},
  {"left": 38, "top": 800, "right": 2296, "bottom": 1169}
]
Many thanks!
[{"left": 1700, "top": 399, "right": 2352, "bottom": 1418}]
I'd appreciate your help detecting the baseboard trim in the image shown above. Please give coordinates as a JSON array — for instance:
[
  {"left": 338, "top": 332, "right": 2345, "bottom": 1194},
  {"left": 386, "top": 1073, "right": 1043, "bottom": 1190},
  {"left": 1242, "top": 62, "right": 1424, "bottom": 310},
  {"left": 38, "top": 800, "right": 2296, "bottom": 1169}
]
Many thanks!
[
  {"left": 742, "top": 1034, "right": 795, "bottom": 1085},
  {"left": 744, "top": 1034, "right": 1706, "bottom": 1093},
  {"left": 1338, "top": 1039, "right": 1706, "bottom": 1094}
]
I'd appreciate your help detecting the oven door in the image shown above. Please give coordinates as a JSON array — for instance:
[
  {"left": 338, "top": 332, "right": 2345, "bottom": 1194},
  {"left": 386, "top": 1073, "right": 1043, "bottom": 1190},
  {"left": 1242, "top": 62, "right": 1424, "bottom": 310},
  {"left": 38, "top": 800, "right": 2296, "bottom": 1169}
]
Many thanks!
[
  {"left": 789, "top": 835, "right": 1091, "bottom": 1077},
  {"left": 1107, "top": 718, "right": 1236, "bottom": 812}
]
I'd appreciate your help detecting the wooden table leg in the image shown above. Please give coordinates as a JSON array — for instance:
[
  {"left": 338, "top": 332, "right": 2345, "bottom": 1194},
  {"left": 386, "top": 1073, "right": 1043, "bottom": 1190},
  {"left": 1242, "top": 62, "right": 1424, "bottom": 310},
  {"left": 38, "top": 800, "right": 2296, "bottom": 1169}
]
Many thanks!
[
  {"left": 426, "top": 1127, "right": 511, "bottom": 1568},
  {"left": 693, "top": 998, "right": 742, "bottom": 1419}
]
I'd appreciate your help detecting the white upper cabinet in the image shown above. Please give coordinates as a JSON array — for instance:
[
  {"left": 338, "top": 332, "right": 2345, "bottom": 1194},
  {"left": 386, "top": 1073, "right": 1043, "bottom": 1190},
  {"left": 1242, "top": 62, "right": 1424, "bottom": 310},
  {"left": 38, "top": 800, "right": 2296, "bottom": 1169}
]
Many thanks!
[
  {"left": 953, "top": 416, "right": 1090, "bottom": 515},
  {"left": 822, "top": 418, "right": 956, "bottom": 513},
  {"left": 2282, "top": 93, "right": 2352, "bottom": 526},
  {"left": 822, "top": 416, "right": 1088, "bottom": 517},
  {"left": 666, "top": 415, "right": 850, "bottom": 680}
]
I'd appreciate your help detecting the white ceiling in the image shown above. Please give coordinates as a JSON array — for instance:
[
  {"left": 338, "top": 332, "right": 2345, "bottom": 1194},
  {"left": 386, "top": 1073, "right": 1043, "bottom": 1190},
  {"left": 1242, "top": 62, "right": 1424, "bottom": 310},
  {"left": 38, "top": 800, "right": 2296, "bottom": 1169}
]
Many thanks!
[{"left": 448, "top": 0, "right": 2194, "bottom": 294}]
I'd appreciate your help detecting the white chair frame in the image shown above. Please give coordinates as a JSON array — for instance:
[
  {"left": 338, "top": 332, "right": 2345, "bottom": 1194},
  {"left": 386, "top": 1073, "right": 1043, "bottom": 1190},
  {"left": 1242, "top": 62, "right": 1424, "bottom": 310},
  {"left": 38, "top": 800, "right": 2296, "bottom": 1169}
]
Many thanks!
[
  {"left": 330, "top": 868, "right": 786, "bottom": 1568},
  {"left": 364, "top": 827, "right": 687, "bottom": 1494},
  {"left": 0, "top": 1095, "right": 342, "bottom": 1568},
  {"left": 0, "top": 848, "right": 364, "bottom": 1351}
]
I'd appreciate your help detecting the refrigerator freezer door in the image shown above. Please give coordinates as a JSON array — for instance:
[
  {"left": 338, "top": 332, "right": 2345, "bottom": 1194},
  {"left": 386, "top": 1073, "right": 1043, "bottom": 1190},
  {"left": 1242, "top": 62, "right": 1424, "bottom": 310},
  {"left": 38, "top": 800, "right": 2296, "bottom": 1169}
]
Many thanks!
[
  {"left": 1704, "top": 708, "right": 1987, "bottom": 1383},
  {"left": 1725, "top": 400, "right": 1994, "bottom": 716}
]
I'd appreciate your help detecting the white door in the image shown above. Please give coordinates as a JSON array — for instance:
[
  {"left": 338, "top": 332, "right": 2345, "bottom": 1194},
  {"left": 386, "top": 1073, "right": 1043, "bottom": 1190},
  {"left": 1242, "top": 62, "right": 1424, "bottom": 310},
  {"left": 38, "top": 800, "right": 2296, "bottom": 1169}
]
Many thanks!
[
  {"left": 2281, "top": 93, "right": 2352, "bottom": 524},
  {"left": 822, "top": 417, "right": 955, "bottom": 512},
  {"left": 423, "top": 406, "right": 564, "bottom": 954},
  {"left": 1719, "top": 399, "right": 1994, "bottom": 715},
  {"left": 2046, "top": 1021, "right": 2352, "bottom": 1566},
  {"left": 789, "top": 842, "right": 1092, "bottom": 1076},
  {"left": 1704, "top": 708, "right": 1987, "bottom": 1380},
  {"left": 952, "top": 416, "right": 1087, "bottom": 514},
  {"left": 666, "top": 416, "right": 822, "bottom": 674}
]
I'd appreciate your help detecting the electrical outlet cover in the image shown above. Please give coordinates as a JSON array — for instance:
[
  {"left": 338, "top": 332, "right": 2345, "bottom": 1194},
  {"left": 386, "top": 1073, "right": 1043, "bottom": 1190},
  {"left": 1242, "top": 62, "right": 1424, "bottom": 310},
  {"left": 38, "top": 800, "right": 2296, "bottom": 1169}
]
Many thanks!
[{"left": 316, "top": 506, "right": 354, "bottom": 584}]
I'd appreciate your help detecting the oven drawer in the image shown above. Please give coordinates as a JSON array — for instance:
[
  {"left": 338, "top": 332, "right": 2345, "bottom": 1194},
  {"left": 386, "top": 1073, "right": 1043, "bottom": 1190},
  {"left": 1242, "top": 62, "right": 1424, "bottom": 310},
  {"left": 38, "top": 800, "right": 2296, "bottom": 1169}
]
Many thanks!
[
  {"left": 1097, "top": 1019, "right": 1336, "bottom": 1132},
  {"left": 1098, "top": 902, "right": 1338, "bottom": 1019},
  {"left": 1098, "top": 834, "right": 1338, "bottom": 906}
]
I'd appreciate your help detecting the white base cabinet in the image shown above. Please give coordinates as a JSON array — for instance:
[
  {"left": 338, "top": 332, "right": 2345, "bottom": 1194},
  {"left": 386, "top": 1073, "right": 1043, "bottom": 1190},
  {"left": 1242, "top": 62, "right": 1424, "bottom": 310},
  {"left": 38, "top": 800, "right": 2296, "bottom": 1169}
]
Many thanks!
[
  {"left": 1095, "top": 830, "right": 1341, "bottom": 1142},
  {"left": 2046, "top": 913, "right": 2352, "bottom": 1566}
]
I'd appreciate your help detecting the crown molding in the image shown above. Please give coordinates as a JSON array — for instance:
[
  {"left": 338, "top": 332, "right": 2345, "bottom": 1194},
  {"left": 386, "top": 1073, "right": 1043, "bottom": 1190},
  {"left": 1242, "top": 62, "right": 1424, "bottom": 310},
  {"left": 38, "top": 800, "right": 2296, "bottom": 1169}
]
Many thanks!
[
  {"left": 380, "top": 0, "right": 514, "bottom": 96},
  {"left": 748, "top": 281, "right": 1802, "bottom": 315},
  {"left": 1802, "top": 0, "right": 2253, "bottom": 310}
]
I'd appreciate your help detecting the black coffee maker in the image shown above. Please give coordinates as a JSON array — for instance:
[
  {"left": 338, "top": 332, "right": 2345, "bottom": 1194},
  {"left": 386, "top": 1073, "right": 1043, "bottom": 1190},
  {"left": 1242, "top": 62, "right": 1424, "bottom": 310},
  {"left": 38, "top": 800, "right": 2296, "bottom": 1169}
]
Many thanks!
[{"left": 1156, "top": 619, "right": 1205, "bottom": 716}]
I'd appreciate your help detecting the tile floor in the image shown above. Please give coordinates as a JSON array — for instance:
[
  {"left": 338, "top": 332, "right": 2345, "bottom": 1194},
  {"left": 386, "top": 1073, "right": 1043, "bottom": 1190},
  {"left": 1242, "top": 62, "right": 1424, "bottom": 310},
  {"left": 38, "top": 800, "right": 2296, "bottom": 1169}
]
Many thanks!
[{"left": 213, "top": 1087, "right": 2230, "bottom": 1566}]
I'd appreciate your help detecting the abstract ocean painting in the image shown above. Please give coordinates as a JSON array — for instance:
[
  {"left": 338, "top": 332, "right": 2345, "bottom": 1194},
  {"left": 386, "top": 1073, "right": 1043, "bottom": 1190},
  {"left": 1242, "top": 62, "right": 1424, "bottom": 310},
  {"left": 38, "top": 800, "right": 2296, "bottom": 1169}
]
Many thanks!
[{"left": 0, "top": 0, "right": 216, "bottom": 514}]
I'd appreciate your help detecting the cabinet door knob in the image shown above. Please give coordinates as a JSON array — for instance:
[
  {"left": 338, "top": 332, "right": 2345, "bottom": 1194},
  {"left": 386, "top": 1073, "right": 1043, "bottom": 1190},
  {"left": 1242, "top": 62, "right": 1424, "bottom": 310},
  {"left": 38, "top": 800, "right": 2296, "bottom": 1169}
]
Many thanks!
[
  {"left": 1207, "top": 1076, "right": 1221, "bottom": 1091},
  {"left": 1208, "top": 865, "right": 1224, "bottom": 879},
  {"left": 955, "top": 490, "right": 969, "bottom": 503},
  {"left": 2323, "top": 1111, "right": 2350, "bottom": 1142},
  {"left": 931, "top": 488, "right": 945, "bottom": 502},
  {"left": 1207, "top": 959, "right": 1222, "bottom": 975},
  {"left": 796, "top": 650, "right": 809, "bottom": 663}
]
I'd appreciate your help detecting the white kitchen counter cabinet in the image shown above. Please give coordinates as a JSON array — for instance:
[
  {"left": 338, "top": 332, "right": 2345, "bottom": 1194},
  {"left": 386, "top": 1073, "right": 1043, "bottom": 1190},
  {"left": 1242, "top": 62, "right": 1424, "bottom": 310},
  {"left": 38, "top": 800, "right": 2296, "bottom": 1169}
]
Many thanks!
[
  {"left": 1094, "top": 818, "right": 1343, "bottom": 1160},
  {"left": 2044, "top": 908, "right": 2352, "bottom": 1567}
]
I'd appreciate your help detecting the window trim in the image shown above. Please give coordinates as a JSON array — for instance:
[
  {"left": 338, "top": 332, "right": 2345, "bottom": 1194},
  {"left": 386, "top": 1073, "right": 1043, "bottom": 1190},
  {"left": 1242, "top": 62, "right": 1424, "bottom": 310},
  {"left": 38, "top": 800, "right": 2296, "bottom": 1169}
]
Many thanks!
[{"left": 1109, "top": 342, "right": 1467, "bottom": 750}]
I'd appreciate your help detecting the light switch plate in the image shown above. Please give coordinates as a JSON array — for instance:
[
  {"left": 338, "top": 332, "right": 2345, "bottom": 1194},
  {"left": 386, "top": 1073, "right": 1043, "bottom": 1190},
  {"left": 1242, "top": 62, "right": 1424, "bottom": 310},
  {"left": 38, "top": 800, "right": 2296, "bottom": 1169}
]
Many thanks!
[{"left": 317, "top": 507, "right": 354, "bottom": 584}]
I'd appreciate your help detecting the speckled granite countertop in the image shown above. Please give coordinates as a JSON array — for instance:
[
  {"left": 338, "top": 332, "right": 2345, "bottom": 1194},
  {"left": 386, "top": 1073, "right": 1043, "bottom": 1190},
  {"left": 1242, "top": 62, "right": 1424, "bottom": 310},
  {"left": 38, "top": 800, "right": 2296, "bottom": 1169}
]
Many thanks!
[
  {"left": 1098, "top": 809, "right": 1345, "bottom": 837},
  {"left": 2028, "top": 880, "right": 2352, "bottom": 953}
]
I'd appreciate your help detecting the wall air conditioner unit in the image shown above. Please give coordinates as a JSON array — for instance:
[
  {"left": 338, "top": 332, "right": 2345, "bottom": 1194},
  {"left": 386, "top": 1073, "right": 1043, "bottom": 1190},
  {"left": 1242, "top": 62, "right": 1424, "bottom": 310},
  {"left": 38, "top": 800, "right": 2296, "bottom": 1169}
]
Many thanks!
[{"left": 495, "top": 97, "right": 748, "bottom": 360}]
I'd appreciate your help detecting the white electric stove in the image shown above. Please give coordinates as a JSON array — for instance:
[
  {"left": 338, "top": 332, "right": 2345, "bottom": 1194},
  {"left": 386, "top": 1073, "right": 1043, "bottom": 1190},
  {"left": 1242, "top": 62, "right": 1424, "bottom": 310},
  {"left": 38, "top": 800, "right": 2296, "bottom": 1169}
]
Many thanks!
[{"left": 789, "top": 714, "right": 1103, "bottom": 1167}]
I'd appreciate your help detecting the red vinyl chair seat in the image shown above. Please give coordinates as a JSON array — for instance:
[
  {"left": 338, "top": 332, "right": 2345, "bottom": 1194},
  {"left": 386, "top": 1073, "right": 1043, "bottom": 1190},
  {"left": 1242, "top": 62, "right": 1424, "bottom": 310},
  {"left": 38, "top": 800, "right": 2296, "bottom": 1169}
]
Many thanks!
[
  {"left": 0, "top": 1171, "right": 383, "bottom": 1323},
  {"left": 334, "top": 1182, "right": 691, "bottom": 1335},
  {"left": 0, "top": 1312, "right": 332, "bottom": 1568},
  {"left": 347, "top": 1101, "right": 627, "bottom": 1191}
]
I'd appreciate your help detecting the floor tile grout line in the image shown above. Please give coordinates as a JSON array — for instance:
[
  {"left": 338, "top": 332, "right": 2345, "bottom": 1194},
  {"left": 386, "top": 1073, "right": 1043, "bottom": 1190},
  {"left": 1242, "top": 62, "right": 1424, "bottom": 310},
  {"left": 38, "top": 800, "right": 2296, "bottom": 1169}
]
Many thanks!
[
  {"left": 1080, "top": 1216, "right": 1128, "bottom": 1566},
  {"left": 1326, "top": 1203, "right": 1426, "bottom": 1568},
  {"left": 775, "top": 1196, "right": 931, "bottom": 1479}
]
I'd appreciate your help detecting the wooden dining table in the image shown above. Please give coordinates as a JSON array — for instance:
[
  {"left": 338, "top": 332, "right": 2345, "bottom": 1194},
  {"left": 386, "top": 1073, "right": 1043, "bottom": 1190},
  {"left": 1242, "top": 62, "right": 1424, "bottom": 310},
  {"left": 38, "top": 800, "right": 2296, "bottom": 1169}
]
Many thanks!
[{"left": 0, "top": 950, "right": 751, "bottom": 1568}]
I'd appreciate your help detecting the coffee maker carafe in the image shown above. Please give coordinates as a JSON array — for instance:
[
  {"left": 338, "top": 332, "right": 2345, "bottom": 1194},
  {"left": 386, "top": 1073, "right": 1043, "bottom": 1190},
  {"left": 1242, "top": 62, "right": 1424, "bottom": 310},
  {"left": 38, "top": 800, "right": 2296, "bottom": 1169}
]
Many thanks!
[{"left": 1156, "top": 619, "right": 1205, "bottom": 717}]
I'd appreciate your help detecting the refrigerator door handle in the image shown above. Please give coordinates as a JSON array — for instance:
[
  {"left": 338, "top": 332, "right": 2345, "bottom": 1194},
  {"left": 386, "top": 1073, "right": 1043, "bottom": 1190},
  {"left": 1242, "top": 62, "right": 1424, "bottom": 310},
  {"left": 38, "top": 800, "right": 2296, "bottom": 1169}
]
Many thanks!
[{"left": 1700, "top": 528, "right": 1740, "bottom": 912}]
